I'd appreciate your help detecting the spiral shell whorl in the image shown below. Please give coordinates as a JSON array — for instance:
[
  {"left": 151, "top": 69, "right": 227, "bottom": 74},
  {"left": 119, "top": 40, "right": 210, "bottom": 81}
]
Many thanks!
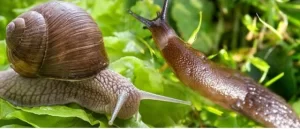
[
  {"left": 6, "top": 11, "right": 47, "bottom": 77},
  {"left": 6, "top": 1, "right": 108, "bottom": 80}
]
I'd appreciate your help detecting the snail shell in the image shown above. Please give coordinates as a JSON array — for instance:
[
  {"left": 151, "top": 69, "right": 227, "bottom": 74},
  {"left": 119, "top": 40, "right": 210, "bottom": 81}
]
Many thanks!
[
  {"left": 6, "top": 1, "right": 108, "bottom": 80},
  {"left": 0, "top": 1, "right": 192, "bottom": 126}
]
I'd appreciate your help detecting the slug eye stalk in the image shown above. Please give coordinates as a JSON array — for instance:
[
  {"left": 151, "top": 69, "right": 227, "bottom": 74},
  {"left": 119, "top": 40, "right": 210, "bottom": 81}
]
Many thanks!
[{"left": 128, "top": 0, "right": 169, "bottom": 28}]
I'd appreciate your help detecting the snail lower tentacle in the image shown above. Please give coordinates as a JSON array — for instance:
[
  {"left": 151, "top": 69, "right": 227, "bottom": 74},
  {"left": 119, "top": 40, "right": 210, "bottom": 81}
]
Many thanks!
[{"left": 129, "top": 0, "right": 300, "bottom": 127}]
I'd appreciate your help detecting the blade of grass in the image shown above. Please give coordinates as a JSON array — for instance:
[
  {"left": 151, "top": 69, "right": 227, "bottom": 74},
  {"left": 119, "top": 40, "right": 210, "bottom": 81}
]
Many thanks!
[
  {"left": 256, "top": 13, "right": 283, "bottom": 40},
  {"left": 264, "top": 72, "right": 284, "bottom": 87},
  {"left": 187, "top": 11, "right": 202, "bottom": 45}
]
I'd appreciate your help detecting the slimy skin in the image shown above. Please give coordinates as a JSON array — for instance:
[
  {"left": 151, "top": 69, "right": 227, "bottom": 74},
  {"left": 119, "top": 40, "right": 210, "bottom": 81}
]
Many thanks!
[{"left": 129, "top": 0, "right": 300, "bottom": 127}]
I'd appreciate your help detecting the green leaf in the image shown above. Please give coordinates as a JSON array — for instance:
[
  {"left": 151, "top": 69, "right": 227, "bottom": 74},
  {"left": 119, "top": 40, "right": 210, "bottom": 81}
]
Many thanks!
[
  {"left": 264, "top": 72, "right": 284, "bottom": 87},
  {"left": 205, "top": 106, "right": 223, "bottom": 116},
  {"left": 187, "top": 11, "right": 202, "bottom": 45},
  {"left": 249, "top": 57, "right": 270, "bottom": 83},
  {"left": 0, "top": 99, "right": 105, "bottom": 127},
  {"left": 0, "top": 16, "right": 7, "bottom": 40},
  {"left": 214, "top": 114, "right": 238, "bottom": 127},
  {"left": 217, "top": 49, "right": 237, "bottom": 69},
  {"left": 104, "top": 32, "right": 145, "bottom": 62},
  {"left": 242, "top": 14, "right": 258, "bottom": 33},
  {"left": 1, "top": 124, "right": 31, "bottom": 128},
  {"left": 292, "top": 99, "right": 300, "bottom": 116},
  {"left": 256, "top": 14, "right": 283, "bottom": 40},
  {"left": 113, "top": 113, "right": 149, "bottom": 128},
  {"left": 0, "top": 40, "right": 8, "bottom": 69},
  {"left": 254, "top": 46, "right": 297, "bottom": 99},
  {"left": 16, "top": 105, "right": 103, "bottom": 126},
  {"left": 171, "top": 0, "right": 216, "bottom": 53}
]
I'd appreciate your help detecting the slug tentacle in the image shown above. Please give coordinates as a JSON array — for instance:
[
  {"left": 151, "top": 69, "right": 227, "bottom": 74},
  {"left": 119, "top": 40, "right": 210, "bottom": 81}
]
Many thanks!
[
  {"left": 128, "top": 10, "right": 153, "bottom": 27},
  {"left": 160, "top": 0, "right": 169, "bottom": 21},
  {"left": 128, "top": 0, "right": 168, "bottom": 28},
  {"left": 130, "top": 0, "right": 300, "bottom": 127}
]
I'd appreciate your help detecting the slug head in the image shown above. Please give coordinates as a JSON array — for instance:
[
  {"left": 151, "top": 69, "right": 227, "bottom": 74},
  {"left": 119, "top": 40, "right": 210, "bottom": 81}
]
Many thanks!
[{"left": 128, "top": 0, "right": 176, "bottom": 50}]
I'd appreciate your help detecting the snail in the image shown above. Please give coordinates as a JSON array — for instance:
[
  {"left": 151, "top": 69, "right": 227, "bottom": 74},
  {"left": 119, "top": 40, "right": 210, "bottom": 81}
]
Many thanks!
[
  {"left": 0, "top": 1, "right": 191, "bottom": 126},
  {"left": 129, "top": 0, "right": 300, "bottom": 127}
]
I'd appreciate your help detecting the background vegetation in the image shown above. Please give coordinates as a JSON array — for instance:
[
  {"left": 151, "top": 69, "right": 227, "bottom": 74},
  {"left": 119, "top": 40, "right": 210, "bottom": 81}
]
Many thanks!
[{"left": 1, "top": 0, "right": 300, "bottom": 127}]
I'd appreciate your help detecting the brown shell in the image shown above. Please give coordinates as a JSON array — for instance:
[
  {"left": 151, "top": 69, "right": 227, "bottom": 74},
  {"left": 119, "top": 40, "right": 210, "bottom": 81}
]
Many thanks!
[{"left": 6, "top": 1, "right": 108, "bottom": 80}]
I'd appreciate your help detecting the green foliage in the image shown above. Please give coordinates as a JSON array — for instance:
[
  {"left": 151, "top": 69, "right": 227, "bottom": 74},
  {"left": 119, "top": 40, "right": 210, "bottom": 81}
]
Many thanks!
[
  {"left": 0, "top": 0, "right": 300, "bottom": 128},
  {"left": 171, "top": 0, "right": 216, "bottom": 53},
  {"left": 0, "top": 40, "right": 8, "bottom": 70}
]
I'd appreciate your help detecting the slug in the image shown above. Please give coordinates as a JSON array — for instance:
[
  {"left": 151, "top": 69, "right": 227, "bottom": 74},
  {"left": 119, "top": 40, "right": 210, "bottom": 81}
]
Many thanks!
[{"left": 129, "top": 0, "right": 300, "bottom": 127}]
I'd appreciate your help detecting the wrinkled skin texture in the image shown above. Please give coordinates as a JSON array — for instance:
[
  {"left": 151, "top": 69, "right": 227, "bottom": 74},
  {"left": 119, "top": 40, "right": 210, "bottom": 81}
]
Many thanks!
[{"left": 0, "top": 69, "right": 140, "bottom": 119}]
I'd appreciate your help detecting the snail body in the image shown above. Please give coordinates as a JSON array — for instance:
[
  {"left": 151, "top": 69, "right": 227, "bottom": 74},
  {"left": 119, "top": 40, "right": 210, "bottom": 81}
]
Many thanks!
[
  {"left": 0, "top": 1, "right": 190, "bottom": 126},
  {"left": 129, "top": 0, "right": 300, "bottom": 127}
]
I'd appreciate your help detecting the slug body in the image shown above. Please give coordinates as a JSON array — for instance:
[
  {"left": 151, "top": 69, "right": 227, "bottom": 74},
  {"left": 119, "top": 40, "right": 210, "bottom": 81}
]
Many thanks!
[
  {"left": 0, "top": 1, "right": 190, "bottom": 126},
  {"left": 129, "top": 0, "right": 300, "bottom": 127}
]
